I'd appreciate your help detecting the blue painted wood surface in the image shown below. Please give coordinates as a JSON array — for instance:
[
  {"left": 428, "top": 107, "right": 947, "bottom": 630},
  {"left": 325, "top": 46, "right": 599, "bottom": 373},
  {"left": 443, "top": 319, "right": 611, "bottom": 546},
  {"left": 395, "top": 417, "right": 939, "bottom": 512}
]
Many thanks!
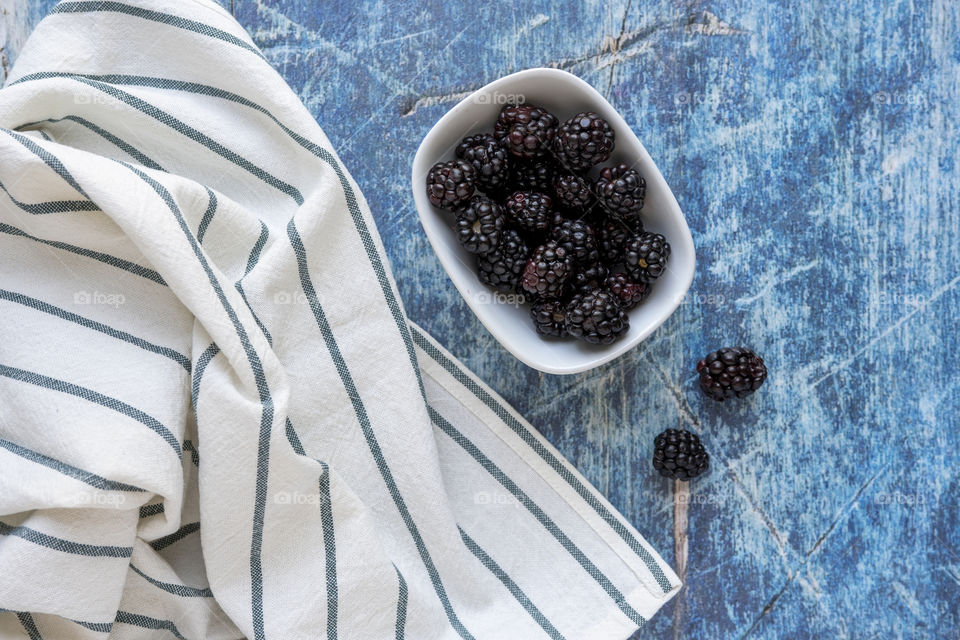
[{"left": 4, "top": 1, "right": 959, "bottom": 637}]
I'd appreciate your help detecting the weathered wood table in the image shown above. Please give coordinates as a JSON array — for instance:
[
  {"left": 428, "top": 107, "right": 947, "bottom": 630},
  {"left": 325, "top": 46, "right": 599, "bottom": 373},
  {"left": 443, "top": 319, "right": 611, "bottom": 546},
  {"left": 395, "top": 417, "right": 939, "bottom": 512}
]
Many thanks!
[{"left": 4, "top": 0, "right": 958, "bottom": 637}]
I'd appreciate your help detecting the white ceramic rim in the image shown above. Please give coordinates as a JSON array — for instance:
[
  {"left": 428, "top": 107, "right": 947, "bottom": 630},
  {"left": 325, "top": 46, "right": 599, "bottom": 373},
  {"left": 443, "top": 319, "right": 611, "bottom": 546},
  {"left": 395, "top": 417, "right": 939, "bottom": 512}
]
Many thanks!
[{"left": 412, "top": 67, "right": 695, "bottom": 374}]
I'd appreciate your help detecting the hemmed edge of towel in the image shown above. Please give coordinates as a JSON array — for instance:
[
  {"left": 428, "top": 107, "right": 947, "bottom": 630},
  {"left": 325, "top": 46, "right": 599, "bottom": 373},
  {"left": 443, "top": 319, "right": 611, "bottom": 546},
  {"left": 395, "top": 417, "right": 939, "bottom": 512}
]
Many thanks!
[{"left": 410, "top": 321, "right": 682, "bottom": 628}]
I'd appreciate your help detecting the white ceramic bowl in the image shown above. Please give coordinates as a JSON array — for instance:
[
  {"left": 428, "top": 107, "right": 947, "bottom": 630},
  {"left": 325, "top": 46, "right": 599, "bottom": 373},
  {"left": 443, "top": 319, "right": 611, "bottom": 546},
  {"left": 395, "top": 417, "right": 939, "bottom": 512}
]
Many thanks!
[{"left": 411, "top": 68, "right": 695, "bottom": 375}]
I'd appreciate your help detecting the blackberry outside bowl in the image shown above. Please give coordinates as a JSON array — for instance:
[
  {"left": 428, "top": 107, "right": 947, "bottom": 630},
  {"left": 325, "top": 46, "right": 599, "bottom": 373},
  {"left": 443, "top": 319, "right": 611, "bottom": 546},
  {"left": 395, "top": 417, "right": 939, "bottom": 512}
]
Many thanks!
[{"left": 411, "top": 68, "right": 695, "bottom": 375}]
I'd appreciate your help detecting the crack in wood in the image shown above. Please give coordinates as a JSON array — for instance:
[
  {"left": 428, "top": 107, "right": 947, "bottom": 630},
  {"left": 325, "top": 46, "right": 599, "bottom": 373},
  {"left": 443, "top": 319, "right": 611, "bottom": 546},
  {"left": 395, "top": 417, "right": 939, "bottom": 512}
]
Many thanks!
[
  {"left": 605, "top": 0, "right": 633, "bottom": 99},
  {"left": 673, "top": 478, "right": 690, "bottom": 640},
  {"left": 740, "top": 574, "right": 795, "bottom": 639},
  {"left": 401, "top": 89, "right": 475, "bottom": 117}
]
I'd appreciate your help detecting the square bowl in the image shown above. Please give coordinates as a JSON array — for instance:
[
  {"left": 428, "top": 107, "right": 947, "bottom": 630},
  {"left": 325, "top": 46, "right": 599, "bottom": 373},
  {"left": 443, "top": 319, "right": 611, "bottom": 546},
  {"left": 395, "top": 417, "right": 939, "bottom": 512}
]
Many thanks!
[{"left": 411, "top": 68, "right": 695, "bottom": 375}]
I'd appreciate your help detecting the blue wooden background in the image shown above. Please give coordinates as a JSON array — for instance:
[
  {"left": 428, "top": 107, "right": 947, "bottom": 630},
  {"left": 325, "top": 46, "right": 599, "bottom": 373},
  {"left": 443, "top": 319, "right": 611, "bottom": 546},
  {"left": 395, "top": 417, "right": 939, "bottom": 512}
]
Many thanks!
[{"left": 4, "top": 1, "right": 959, "bottom": 637}]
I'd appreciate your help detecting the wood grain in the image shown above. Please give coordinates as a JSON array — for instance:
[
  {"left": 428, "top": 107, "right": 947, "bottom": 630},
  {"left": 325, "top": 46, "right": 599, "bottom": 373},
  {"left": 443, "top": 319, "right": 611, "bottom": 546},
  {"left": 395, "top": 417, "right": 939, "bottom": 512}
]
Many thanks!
[{"left": 4, "top": 0, "right": 959, "bottom": 636}]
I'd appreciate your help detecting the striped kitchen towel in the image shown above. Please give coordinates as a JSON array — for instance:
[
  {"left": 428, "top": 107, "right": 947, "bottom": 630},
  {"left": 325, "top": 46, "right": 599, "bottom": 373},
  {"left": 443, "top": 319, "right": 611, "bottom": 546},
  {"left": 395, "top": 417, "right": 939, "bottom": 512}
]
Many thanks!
[{"left": 0, "top": 1, "right": 681, "bottom": 638}]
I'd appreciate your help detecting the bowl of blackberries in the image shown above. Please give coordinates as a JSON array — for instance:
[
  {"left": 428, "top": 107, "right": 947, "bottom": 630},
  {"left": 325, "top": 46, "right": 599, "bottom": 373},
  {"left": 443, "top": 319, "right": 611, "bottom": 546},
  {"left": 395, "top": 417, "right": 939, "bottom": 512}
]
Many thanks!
[{"left": 412, "top": 68, "right": 695, "bottom": 374}]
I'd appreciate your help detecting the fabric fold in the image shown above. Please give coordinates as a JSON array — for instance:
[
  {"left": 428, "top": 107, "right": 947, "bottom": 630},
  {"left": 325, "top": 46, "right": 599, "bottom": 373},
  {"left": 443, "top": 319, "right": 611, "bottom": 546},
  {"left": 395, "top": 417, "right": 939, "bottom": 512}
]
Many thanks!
[{"left": 0, "top": 1, "right": 680, "bottom": 638}]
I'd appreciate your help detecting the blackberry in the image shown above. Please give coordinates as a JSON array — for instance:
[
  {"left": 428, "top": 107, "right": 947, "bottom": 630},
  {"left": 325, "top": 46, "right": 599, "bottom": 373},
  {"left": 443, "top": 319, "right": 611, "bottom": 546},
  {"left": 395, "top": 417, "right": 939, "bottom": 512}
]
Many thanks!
[
  {"left": 549, "top": 208, "right": 571, "bottom": 230},
  {"left": 623, "top": 232, "right": 670, "bottom": 283},
  {"left": 521, "top": 241, "right": 574, "bottom": 299},
  {"left": 454, "top": 195, "right": 503, "bottom": 254},
  {"left": 553, "top": 173, "right": 596, "bottom": 212},
  {"left": 551, "top": 219, "right": 598, "bottom": 265},
  {"left": 505, "top": 191, "right": 555, "bottom": 235},
  {"left": 530, "top": 299, "right": 568, "bottom": 338},
  {"left": 455, "top": 134, "right": 509, "bottom": 192},
  {"left": 604, "top": 271, "right": 650, "bottom": 310},
  {"left": 508, "top": 159, "right": 554, "bottom": 193},
  {"left": 554, "top": 112, "right": 615, "bottom": 171},
  {"left": 596, "top": 163, "right": 646, "bottom": 221},
  {"left": 697, "top": 347, "right": 767, "bottom": 402},
  {"left": 565, "top": 289, "right": 629, "bottom": 344},
  {"left": 476, "top": 228, "right": 529, "bottom": 292},
  {"left": 494, "top": 103, "right": 558, "bottom": 158},
  {"left": 652, "top": 429, "right": 710, "bottom": 480},
  {"left": 597, "top": 218, "right": 634, "bottom": 264},
  {"left": 571, "top": 262, "right": 609, "bottom": 293},
  {"left": 426, "top": 160, "right": 476, "bottom": 210}
]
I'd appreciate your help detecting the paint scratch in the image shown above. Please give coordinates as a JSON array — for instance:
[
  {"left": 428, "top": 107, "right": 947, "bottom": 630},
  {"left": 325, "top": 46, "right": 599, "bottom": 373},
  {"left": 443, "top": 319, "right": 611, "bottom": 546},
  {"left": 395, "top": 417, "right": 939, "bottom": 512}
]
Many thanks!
[
  {"left": 810, "top": 272, "right": 960, "bottom": 388},
  {"left": 727, "top": 468, "right": 792, "bottom": 565},
  {"left": 685, "top": 10, "right": 750, "bottom": 36},
  {"left": 517, "top": 13, "right": 549, "bottom": 37},
  {"left": 546, "top": 17, "right": 682, "bottom": 73},
  {"left": 735, "top": 260, "right": 819, "bottom": 306},
  {"left": 377, "top": 27, "right": 438, "bottom": 46},
  {"left": 941, "top": 565, "right": 960, "bottom": 588},
  {"left": 891, "top": 581, "right": 923, "bottom": 620},
  {"left": 740, "top": 467, "right": 884, "bottom": 638},
  {"left": 644, "top": 351, "right": 700, "bottom": 429},
  {"left": 806, "top": 467, "right": 883, "bottom": 556}
]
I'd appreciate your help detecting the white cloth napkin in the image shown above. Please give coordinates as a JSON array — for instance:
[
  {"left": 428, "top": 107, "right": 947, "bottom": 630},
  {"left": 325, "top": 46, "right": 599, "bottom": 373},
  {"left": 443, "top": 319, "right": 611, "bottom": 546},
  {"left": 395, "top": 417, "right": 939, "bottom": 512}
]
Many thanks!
[{"left": 0, "top": 1, "right": 680, "bottom": 638}]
